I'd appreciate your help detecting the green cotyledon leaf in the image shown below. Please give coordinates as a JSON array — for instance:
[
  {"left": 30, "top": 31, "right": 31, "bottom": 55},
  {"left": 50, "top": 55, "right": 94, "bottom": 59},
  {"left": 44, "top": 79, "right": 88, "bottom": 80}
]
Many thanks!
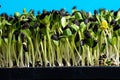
[
  {"left": 41, "top": 15, "right": 51, "bottom": 26},
  {"left": 73, "top": 11, "right": 83, "bottom": 20},
  {"left": 14, "top": 12, "right": 21, "bottom": 18},
  {"left": 80, "top": 22, "right": 86, "bottom": 32},
  {"left": 117, "top": 11, "right": 120, "bottom": 19},
  {"left": 71, "top": 24, "right": 79, "bottom": 31},
  {"left": 53, "top": 40, "right": 59, "bottom": 46},
  {"left": 61, "top": 17, "right": 68, "bottom": 28},
  {"left": 112, "top": 37, "right": 117, "bottom": 45},
  {"left": 107, "top": 36, "right": 117, "bottom": 46},
  {"left": 63, "top": 28, "right": 72, "bottom": 36},
  {"left": 85, "top": 38, "right": 97, "bottom": 48}
]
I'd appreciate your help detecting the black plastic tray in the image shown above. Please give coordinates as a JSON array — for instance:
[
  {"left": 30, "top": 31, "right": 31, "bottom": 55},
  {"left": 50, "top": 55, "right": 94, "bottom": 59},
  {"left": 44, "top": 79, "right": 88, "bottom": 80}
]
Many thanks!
[{"left": 0, "top": 67, "right": 120, "bottom": 80}]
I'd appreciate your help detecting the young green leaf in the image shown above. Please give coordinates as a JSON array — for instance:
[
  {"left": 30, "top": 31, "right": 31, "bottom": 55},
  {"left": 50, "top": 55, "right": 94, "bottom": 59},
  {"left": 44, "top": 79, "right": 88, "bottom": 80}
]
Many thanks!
[
  {"left": 14, "top": 12, "right": 20, "bottom": 18},
  {"left": 73, "top": 11, "right": 83, "bottom": 20},
  {"left": 71, "top": 24, "right": 79, "bottom": 31},
  {"left": 53, "top": 40, "right": 59, "bottom": 46},
  {"left": 117, "top": 10, "right": 120, "bottom": 19},
  {"left": 80, "top": 22, "right": 86, "bottom": 32},
  {"left": 61, "top": 17, "right": 68, "bottom": 28},
  {"left": 63, "top": 28, "right": 72, "bottom": 36}
]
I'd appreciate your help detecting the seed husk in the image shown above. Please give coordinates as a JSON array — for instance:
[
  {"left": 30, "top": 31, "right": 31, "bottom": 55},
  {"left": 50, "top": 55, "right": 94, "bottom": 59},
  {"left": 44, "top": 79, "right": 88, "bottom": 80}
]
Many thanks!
[
  {"left": 65, "top": 11, "right": 70, "bottom": 16},
  {"left": 12, "top": 61, "right": 18, "bottom": 68},
  {"left": 92, "top": 40, "right": 98, "bottom": 48},
  {"left": 80, "top": 39, "right": 86, "bottom": 46},
  {"left": 40, "top": 10, "right": 50, "bottom": 19},
  {"left": 0, "top": 13, "right": 8, "bottom": 20},
  {"left": 70, "top": 58, "right": 73, "bottom": 66},
  {"left": 99, "top": 54, "right": 107, "bottom": 60},
  {"left": 27, "top": 16, "right": 32, "bottom": 22},
  {"left": 37, "top": 11, "right": 40, "bottom": 15},
  {"left": 7, "top": 16, "right": 14, "bottom": 21},
  {"left": 102, "top": 54, "right": 107, "bottom": 58},
  {"left": 89, "top": 23, "right": 93, "bottom": 29},
  {"left": 113, "top": 24, "right": 120, "bottom": 31},
  {"left": 22, "top": 42, "right": 28, "bottom": 52},
  {"left": 39, "top": 23, "right": 46, "bottom": 28},
  {"left": 1, "top": 35, "right": 8, "bottom": 39},
  {"left": 84, "top": 30, "right": 92, "bottom": 38},
  {"left": 35, "top": 61, "right": 42, "bottom": 67},
  {"left": 94, "top": 10, "right": 98, "bottom": 15},
  {"left": 29, "top": 62, "right": 33, "bottom": 67},
  {"left": 110, "top": 10, "right": 114, "bottom": 13},
  {"left": 52, "top": 10, "right": 60, "bottom": 19},
  {"left": 72, "top": 6, "right": 77, "bottom": 10},
  {"left": 60, "top": 8, "right": 68, "bottom": 16},
  {"left": 51, "top": 34, "right": 59, "bottom": 40},
  {"left": 13, "top": 17, "right": 19, "bottom": 23},
  {"left": 33, "top": 22, "right": 38, "bottom": 28},
  {"left": 99, "top": 56, "right": 103, "bottom": 60},
  {"left": 75, "top": 32, "right": 80, "bottom": 42},
  {"left": 60, "top": 8, "right": 65, "bottom": 13},
  {"left": 20, "top": 20, "right": 26, "bottom": 25},
  {"left": 14, "top": 30, "right": 20, "bottom": 41},
  {"left": 110, "top": 19, "right": 116, "bottom": 25},
  {"left": 20, "top": 33, "right": 26, "bottom": 42},
  {"left": 88, "top": 17, "right": 97, "bottom": 22},
  {"left": 72, "top": 19, "right": 80, "bottom": 26},
  {"left": 93, "top": 23, "right": 98, "bottom": 32},
  {"left": 47, "top": 62, "right": 50, "bottom": 66},
  {"left": 21, "top": 22, "right": 30, "bottom": 29},
  {"left": 84, "top": 19, "right": 89, "bottom": 24},
  {"left": 62, "top": 58, "right": 67, "bottom": 66},
  {"left": 54, "top": 60, "right": 59, "bottom": 66},
  {"left": 114, "top": 11, "right": 118, "bottom": 17}
]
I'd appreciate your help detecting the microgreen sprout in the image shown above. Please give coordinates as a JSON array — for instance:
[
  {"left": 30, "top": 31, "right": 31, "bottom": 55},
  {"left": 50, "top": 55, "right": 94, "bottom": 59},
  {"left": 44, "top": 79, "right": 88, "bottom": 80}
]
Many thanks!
[{"left": 0, "top": 8, "right": 120, "bottom": 67}]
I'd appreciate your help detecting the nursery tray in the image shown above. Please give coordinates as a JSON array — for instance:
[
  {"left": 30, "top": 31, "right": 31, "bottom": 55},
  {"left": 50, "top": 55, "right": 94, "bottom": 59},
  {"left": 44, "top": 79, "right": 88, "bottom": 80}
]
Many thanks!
[{"left": 0, "top": 67, "right": 120, "bottom": 80}]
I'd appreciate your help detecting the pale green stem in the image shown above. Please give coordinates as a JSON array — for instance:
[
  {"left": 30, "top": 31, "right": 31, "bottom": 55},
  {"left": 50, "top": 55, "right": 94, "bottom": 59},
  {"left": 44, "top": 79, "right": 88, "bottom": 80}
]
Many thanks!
[
  {"left": 46, "top": 27, "right": 52, "bottom": 66},
  {"left": 43, "top": 36, "right": 47, "bottom": 66}
]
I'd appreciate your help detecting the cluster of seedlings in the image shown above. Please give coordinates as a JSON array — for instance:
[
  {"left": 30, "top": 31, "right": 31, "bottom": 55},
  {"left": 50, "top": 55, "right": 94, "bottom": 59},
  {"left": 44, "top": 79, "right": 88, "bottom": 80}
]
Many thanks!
[{"left": 0, "top": 7, "right": 120, "bottom": 67}]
